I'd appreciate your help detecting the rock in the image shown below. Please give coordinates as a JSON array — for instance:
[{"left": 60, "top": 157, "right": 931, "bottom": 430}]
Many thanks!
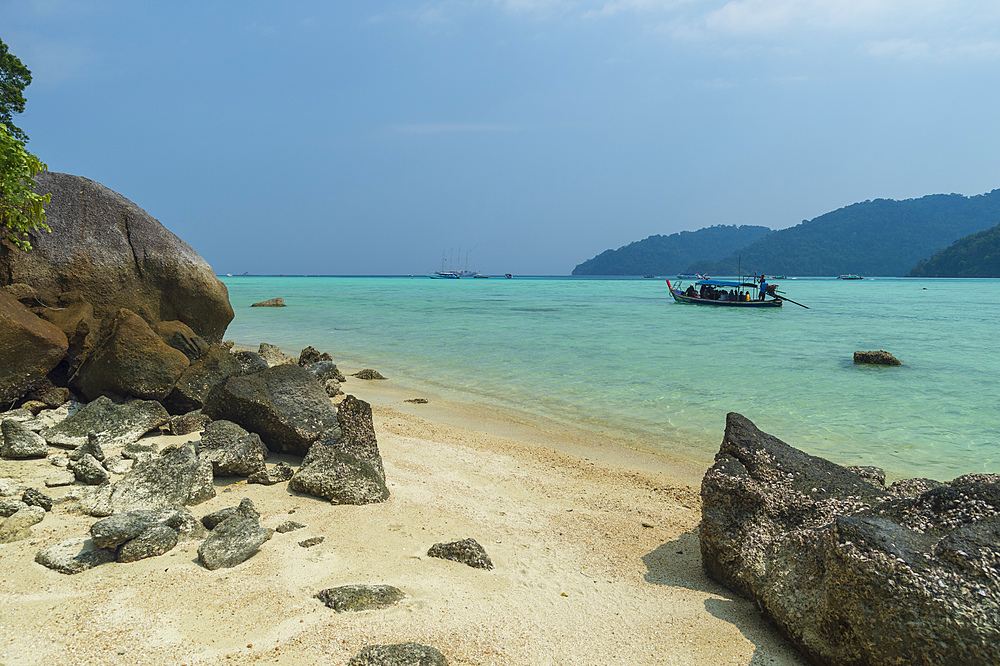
[
  {"left": 1, "top": 171, "right": 234, "bottom": 342},
  {"left": 251, "top": 297, "right": 285, "bottom": 307},
  {"left": 74, "top": 308, "right": 190, "bottom": 401},
  {"left": 231, "top": 350, "right": 268, "bottom": 375},
  {"left": 90, "top": 509, "right": 187, "bottom": 548},
  {"left": 203, "top": 364, "right": 341, "bottom": 455},
  {"left": 70, "top": 453, "right": 110, "bottom": 485},
  {"left": 82, "top": 445, "right": 215, "bottom": 517},
  {"left": 0, "top": 499, "right": 28, "bottom": 517},
  {"left": 69, "top": 431, "right": 106, "bottom": 462},
  {"left": 197, "top": 498, "right": 271, "bottom": 570},
  {"left": 117, "top": 524, "right": 180, "bottom": 563},
  {"left": 0, "top": 505, "right": 46, "bottom": 543},
  {"left": 289, "top": 444, "right": 389, "bottom": 505},
  {"left": 35, "top": 537, "right": 116, "bottom": 574},
  {"left": 0, "top": 477, "right": 26, "bottom": 496},
  {"left": 31, "top": 401, "right": 82, "bottom": 431},
  {"left": 45, "top": 470, "right": 77, "bottom": 487},
  {"left": 257, "top": 342, "right": 296, "bottom": 367},
  {"left": 847, "top": 465, "right": 887, "bottom": 488},
  {"left": 0, "top": 408, "right": 35, "bottom": 424},
  {"left": 348, "top": 642, "right": 448, "bottom": 666},
  {"left": 162, "top": 343, "right": 242, "bottom": 415},
  {"left": 274, "top": 520, "right": 305, "bottom": 533},
  {"left": 305, "top": 360, "right": 346, "bottom": 383},
  {"left": 699, "top": 412, "right": 1000, "bottom": 666},
  {"left": 405, "top": 398, "right": 429, "bottom": 404},
  {"left": 247, "top": 461, "right": 294, "bottom": 486},
  {"left": 22, "top": 381, "right": 71, "bottom": 410},
  {"left": 316, "top": 585, "right": 406, "bottom": 613},
  {"left": 298, "top": 536, "right": 324, "bottom": 548},
  {"left": 30, "top": 290, "right": 99, "bottom": 385},
  {"left": 1, "top": 419, "right": 49, "bottom": 458},
  {"left": 201, "top": 506, "right": 238, "bottom": 531},
  {"left": 0, "top": 290, "right": 68, "bottom": 405},
  {"left": 298, "top": 345, "right": 332, "bottom": 366},
  {"left": 323, "top": 379, "right": 343, "bottom": 397},
  {"left": 41, "top": 396, "right": 169, "bottom": 450},
  {"left": 22, "top": 488, "right": 53, "bottom": 511},
  {"left": 154, "top": 320, "right": 209, "bottom": 361},
  {"left": 353, "top": 369, "right": 386, "bottom": 380},
  {"left": 196, "top": 420, "right": 268, "bottom": 478},
  {"left": 167, "top": 410, "right": 211, "bottom": 436},
  {"left": 103, "top": 454, "right": 132, "bottom": 475},
  {"left": 333, "top": 395, "right": 385, "bottom": 482},
  {"left": 427, "top": 538, "right": 494, "bottom": 570},
  {"left": 854, "top": 350, "right": 902, "bottom": 365},
  {"left": 121, "top": 439, "right": 160, "bottom": 460}
]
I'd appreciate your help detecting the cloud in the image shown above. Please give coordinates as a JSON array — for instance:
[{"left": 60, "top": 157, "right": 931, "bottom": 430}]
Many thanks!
[
  {"left": 392, "top": 123, "right": 525, "bottom": 133},
  {"left": 865, "top": 37, "right": 1000, "bottom": 62}
]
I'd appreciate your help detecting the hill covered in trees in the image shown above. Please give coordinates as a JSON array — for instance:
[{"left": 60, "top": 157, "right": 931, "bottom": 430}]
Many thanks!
[
  {"left": 907, "top": 224, "right": 1000, "bottom": 277},
  {"left": 687, "top": 191, "right": 1000, "bottom": 277},
  {"left": 572, "top": 225, "right": 772, "bottom": 276}
]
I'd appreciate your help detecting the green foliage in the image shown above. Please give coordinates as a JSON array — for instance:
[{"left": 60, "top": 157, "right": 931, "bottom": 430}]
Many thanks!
[
  {"left": 572, "top": 225, "right": 772, "bottom": 275},
  {"left": 0, "top": 38, "right": 32, "bottom": 143},
  {"left": 689, "top": 192, "right": 1000, "bottom": 276},
  {"left": 0, "top": 123, "right": 50, "bottom": 250},
  {"left": 907, "top": 224, "right": 1000, "bottom": 277}
]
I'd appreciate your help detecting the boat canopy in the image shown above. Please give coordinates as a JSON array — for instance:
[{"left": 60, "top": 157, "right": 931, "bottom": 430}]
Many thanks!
[{"left": 695, "top": 279, "right": 758, "bottom": 288}]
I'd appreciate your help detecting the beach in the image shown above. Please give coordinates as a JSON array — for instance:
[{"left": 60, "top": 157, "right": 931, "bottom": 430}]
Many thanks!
[{"left": 0, "top": 366, "right": 807, "bottom": 665}]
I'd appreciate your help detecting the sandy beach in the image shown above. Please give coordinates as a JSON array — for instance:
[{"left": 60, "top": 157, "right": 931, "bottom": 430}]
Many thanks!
[{"left": 0, "top": 370, "right": 807, "bottom": 665}]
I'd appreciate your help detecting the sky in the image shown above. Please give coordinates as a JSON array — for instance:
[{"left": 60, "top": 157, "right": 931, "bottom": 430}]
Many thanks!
[{"left": 2, "top": 1, "right": 1000, "bottom": 275}]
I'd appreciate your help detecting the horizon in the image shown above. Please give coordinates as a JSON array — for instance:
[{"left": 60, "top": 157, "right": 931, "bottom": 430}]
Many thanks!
[{"left": 4, "top": 2, "right": 1000, "bottom": 275}]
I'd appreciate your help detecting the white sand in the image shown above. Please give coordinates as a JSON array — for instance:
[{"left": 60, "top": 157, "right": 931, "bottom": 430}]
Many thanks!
[{"left": 0, "top": 372, "right": 807, "bottom": 665}]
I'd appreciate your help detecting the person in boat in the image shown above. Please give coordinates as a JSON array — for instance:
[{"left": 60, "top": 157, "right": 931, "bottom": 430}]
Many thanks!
[
  {"left": 685, "top": 285, "right": 697, "bottom": 297},
  {"left": 758, "top": 277, "right": 768, "bottom": 301}
]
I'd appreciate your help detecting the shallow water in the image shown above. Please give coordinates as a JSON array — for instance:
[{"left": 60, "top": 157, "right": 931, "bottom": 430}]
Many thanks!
[{"left": 221, "top": 275, "right": 1000, "bottom": 481}]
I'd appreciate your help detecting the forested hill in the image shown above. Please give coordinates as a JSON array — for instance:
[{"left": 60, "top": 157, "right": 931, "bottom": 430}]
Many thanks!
[
  {"left": 907, "top": 224, "right": 1000, "bottom": 277},
  {"left": 572, "top": 225, "right": 772, "bottom": 276},
  {"left": 687, "top": 190, "right": 1000, "bottom": 277}
]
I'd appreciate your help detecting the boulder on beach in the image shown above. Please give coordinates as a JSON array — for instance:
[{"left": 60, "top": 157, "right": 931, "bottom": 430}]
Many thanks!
[
  {"left": 251, "top": 297, "right": 285, "bottom": 307},
  {"left": 0, "top": 171, "right": 234, "bottom": 342},
  {"left": 35, "top": 537, "right": 116, "bottom": 575},
  {"left": 0, "top": 505, "right": 46, "bottom": 543},
  {"left": 196, "top": 419, "right": 268, "bottom": 478},
  {"left": 316, "top": 584, "right": 406, "bottom": 613},
  {"left": 1, "top": 419, "right": 49, "bottom": 459},
  {"left": 348, "top": 643, "right": 448, "bottom": 666},
  {"left": 290, "top": 443, "right": 389, "bottom": 505},
  {"left": 197, "top": 497, "right": 271, "bottom": 570},
  {"left": 40, "top": 395, "right": 169, "bottom": 450},
  {"left": 853, "top": 350, "right": 902, "bottom": 365},
  {"left": 427, "top": 538, "right": 494, "bottom": 570},
  {"left": 257, "top": 342, "right": 296, "bottom": 367},
  {"left": 162, "top": 343, "right": 242, "bottom": 415},
  {"left": 0, "top": 290, "right": 69, "bottom": 405},
  {"left": 699, "top": 412, "right": 1000, "bottom": 666}
]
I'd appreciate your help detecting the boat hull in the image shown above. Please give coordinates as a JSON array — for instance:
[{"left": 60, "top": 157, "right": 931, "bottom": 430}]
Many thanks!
[{"left": 669, "top": 291, "right": 782, "bottom": 307}]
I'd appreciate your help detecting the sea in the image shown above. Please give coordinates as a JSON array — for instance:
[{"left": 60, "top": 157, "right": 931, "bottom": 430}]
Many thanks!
[{"left": 220, "top": 275, "right": 1000, "bottom": 482}]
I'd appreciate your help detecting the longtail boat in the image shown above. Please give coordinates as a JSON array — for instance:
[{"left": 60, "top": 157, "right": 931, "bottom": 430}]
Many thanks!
[{"left": 666, "top": 278, "right": 783, "bottom": 308}]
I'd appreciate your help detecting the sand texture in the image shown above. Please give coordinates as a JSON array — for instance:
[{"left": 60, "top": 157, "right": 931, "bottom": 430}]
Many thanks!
[{"left": 0, "top": 378, "right": 806, "bottom": 665}]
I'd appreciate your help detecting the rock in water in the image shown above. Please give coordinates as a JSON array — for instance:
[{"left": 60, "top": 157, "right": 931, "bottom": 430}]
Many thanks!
[
  {"left": 251, "top": 297, "right": 285, "bottom": 307},
  {"left": 0, "top": 290, "right": 68, "bottom": 405},
  {"left": 0, "top": 172, "right": 234, "bottom": 342},
  {"left": 348, "top": 643, "right": 448, "bottom": 666},
  {"left": 197, "top": 498, "right": 271, "bottom": 570},
  {"left": 854, "top": 350, "right": 902, "bottom": 365},
  {"left": 700, "top": 412, "right": 1000, "bottom": 666},
  {"left": 203, "top": 364, "right": 340, "bottom": 455}
]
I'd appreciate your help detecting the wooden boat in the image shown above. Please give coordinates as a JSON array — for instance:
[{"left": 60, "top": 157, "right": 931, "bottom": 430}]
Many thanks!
[{"left": 666, "top": 278, "right": 783, "bottom": 307}]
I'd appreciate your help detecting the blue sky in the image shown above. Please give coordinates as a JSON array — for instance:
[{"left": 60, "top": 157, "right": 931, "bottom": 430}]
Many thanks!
[{"left": 3, "top": 1, "right": 999, "bottom": 275}]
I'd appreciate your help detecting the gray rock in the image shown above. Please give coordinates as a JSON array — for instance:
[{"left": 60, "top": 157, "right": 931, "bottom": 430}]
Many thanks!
[
  {"left": 82, "top": 445, "right": 215, "bottom": 517},
  {"left": 196, "top": 420, "right": 268, "bottom": 477},
  {"left": 323, "top": 379, "right": 343, "bottom": 398},
  {"left": 162, "top": 343, "right": 242, "bottom": 415},
  {"left": 298, "top": 536, "right": 324, "bottom": 548},
  {"left": 49, "top": 454, "right": 70, "bottom": 467},
  {"left": 247, "top": 461, "right": 295, "bottom": 486},
  {"left": 197, "top": 498, "right": 271, "bottom": 570},
  {"left": 231, "top": 350, "right": 268, "bottom": 376},
  {"left": 0, "top": 499, "right": 28, "bottom": 517},
  {"left": 168, "top": 410, "right": 211, "bottom": 436},
  {"left": 45, "top": 470, "right": 77, "bottom": 487},
  {"left": 854, "top": 350, "right": 902, "bottom": 365},
  {"left": 298, "top": 345, "right": 332, "bottom": 366},
  {"left": 0, "top": 408, "right": 35, "bottom": 424},
  {"left": 257, "top": 342, "right": 296, "bottom": 366},
  {"left": 201, "top": 506, "right": 238, "bottom": 531},
  {"left": 31, "top": 401, "right": 82, "bottom": 431},
  {"left": 0, "top": 477, "right": 26, "bottom": 497},
  {"left": 316, "top": 585, "right": 406, "bottom": 613},
  {"left": 427, "top": 538, "right": 494, "bottom": 570},
  {"left": 1, "top": 419, "right": 49, "bottom": 458},
  {"left": 117, "top": 524, "right": 180, "bottom": 563},
  {"left": 251, "top": 297, "right": 286, "bottom": 307},
  {"left": 0, "top": 505, "right": 46, "bottom": 543},
  {"left": 103, "top": 455, "right": 132, "bottom": 475},
  {"left": 274, "top": 520, "right": 305, "bottom": 534},
  {"left": 90, "top": 509, "right": 187, "bottom": 549},
  {"left": 69, "top": 430, "right": 105, "bottom": 462},
  {"left": 289, "top": 444, "right": 389, "bottom": 505},
  {"left": 34, "top": 537, "right": 116, "bottom": 574},
  {"left": 353, "top": 369, "right": 386, "bottom": 380},
  {"left": 348, "top": 642, "right": 448, "bottom": 666},
  {"left": 22, "top": 488, "right": 53, "bottom": 511},
  {"left": 70, "top": 453, "right": 110, "bottom": 485},
  {"left": 700, "top": 412, "right": 1000, "bottom": 666},
  {"left": 40, "top": 396, "right": 169, "bottom": 450},
  {"left": 203, "top": 364, "right": 341, "bottom": 455},
  {"left": 334, "top": 395, "right": 385, "bottom": 482},
  {"left": 305, "top": 360, "right": 345, "bottom": 383},
  {"left": 121, "top": 438, "right": 160, "bottom": 460}
]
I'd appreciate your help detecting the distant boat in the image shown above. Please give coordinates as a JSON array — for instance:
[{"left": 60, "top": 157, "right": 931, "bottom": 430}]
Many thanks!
[
  {"left": 677, "top": 273, "right": 709, "bottom": 280},
  {"left": 505, "top": 274, "right": 513, "bottom": 279},
  {"left": 837, "top": 274, "right": 864, "bottom": 280},
  {"left": 643, "top": 275, "right": 656, "bottom": 279},
  {"left": 429, "top": 271, "right": 461, "bottom": 279}
]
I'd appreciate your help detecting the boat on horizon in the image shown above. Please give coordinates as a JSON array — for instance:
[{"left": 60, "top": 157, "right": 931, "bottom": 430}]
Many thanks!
[
  {"left": 677, "top": 273, "right": 709, "bottom": 280},
  {"left": 837, "top": 274, "right": 864, "bottom": 280}
]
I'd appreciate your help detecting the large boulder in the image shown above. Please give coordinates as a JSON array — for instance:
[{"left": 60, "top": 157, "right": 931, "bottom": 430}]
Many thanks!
[
  {"left": 0, "top": 171, "right": 234, "bottom": 342},
  {"left": 196, "top": 419, "right": 268, "bottom": 477},
  {"left": 82, "top": 445, "right": 215, "bottom": 517},
  {"left": 0, "top": 290, "right": 68, "bottom": 404},
  {"left": 29, "top": 290, "right": 99, "bottom": 385},
  {"left": 40, "top": 395, "right": 168, "bottom": 449},
  {"left": 290, "top": 443, "right": 389, "bottom": 505},
  {"left": 162, "top": 343, "right": 241, "bottom": 415},
  {"left": 74, "top": 308, "right": 190, "bottom": 401},
  {"left": 700, "top": 412, "right": 1000, "bottom": 666},
  {"left": 203, "top": 364, "right": 341, "bottom": 455},
  {"left": 197, "top": 498, "right": 271, "bottom": 570}
]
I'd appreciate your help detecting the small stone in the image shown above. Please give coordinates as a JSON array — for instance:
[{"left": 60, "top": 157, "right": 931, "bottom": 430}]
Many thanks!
[
  {"left": 275, "top": 521, "right": 305, "bottom": 534},
  {"left": 316, "top": 584, "right": 405, "bottom": 612},
  {"left": 427, "top": 538, "right": 494, "bottom": 570},
  {"left": 298, "top": 536, "right": 324, "bottom": 548},
  {"left": 22, "top": 488, "right": 54, "bottom": 511},
  {"left": 45, "top": 470, "right": 77, "bottom": 488}
]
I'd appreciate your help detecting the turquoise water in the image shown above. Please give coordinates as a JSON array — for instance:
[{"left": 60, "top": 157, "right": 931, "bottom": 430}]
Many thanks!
[{"left": 220, "top": 276, "right": 1000, "bottom": 481}]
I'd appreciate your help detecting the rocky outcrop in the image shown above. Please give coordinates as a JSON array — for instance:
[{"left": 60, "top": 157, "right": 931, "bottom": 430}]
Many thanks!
[
  {"left": 427, "top": 538, "right": 494, "bottom": 570},
  {"left": 0, "top": 290, "right": 69, "bottom": 404},
  {"left": 0, "top": 171, "right": 234, "bottom": 342},
  {"left": 700, "top": 412, "right": 1000, "bottom": 666},
  {"left": 82, "top": 445, "right": 215, "bottom": 517},
  {"left": 251, "top": 297, "right": 285, "bottom": 307},
  {"left": 197, "top": 498, "right": 271, "bottom": 570},
  {"left": 41, "top": 396, "right": 168, "bottom": 449},
  {"left": 854, "top": 350, "right": 901, "bottom": 365},
  {"left": 202, "top": 364, "right": 341, "bottom": 455},
  {"left": 74, "top": 308, "right": 190, "bottom": 401}
]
